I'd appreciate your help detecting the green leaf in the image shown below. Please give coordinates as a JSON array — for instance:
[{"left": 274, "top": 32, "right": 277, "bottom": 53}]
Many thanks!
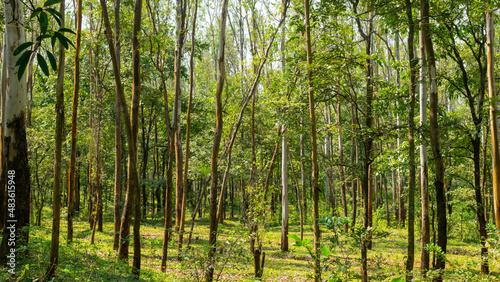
[
  {"left": 16, "top": 50, "right": 32, "bottom": 67},
  {"left": 13, "top": 42, "right": 33, "bottom": 56},
  {"left": 17, "top": 51, "right": 32, "bottom": 80},
  {"left": 390, "top": 278, "right": 404, "bottom": 282},
  {"left": 51, "top": 35, "right": 57, "bottom": 49},
  {"left": 39, "top": 12, "right": 48, "bottom": 34},
  {"left": 320, "top": 245, "right": 330, "bottom": 257},
  {"left": 37, "top": 54, "right": 49, "bottom": 76},
  {"left": 30, "top": 7, "right": 43, "bottom": 19},
  {"left": 44, "top": 0, "right": 64, "bottom": 7},
  {"left": 45, "top": 8, "right": 62, "bottom": 26},
  {"left": 58, "top": 27, "right": 75, "bottom": 34},
  {"left": 36, "top": 34, "right": 52, "bottom": 42},
  {"left": 46, "top": 51, "right": 57, "bottom": 71},
  {"left": 287, "top": 234, "right": 301, "bottom": 241},
  {"left": 54, "top": 32, "right": 68, "bottom": 49}
]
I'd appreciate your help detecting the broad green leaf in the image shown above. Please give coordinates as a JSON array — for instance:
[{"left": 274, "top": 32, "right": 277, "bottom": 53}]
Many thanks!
[
  {"left": 37, "top": 54, "right": 49, "bottom": 76},
  {"left": 16, "top": 50, "right": 32, "bottom": 67},
  {"left": 45, "top": 8, "right": 62, "bottom": 26},
  {"left": 30, "top": 8, "right": 43, "bottom": 19},
  {"left": 46, "top": 51, "right": 57, "bottom": 71},
  {"left": 39, "top": 12, "right": 48, "bottom": 34},
  {"left": 54, "top": 32, "right": 68, "bottom": 49},
  {"left": 44, "top": 0, "right": 64, "bottom": 7},
  {"left": 390, "top": 278, "right": 404, "bottom": 282},
  {"left": 58, "top": 28, "right": 75, "bottom": 34},
  {"left": 320, "top": 245, "right": 330, "bottom": 257},
  {"left": 13, "top": 42, "right": 33, "bottom": 56},
  {"left": 287, "top": 234, "right": 300, "bottom": 241},
  {"left": 17, "top": 51, "right": 31, "bottom": 80}
]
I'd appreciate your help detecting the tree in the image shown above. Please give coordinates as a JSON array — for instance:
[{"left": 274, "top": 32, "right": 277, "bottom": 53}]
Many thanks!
[
  {"left": 0, "top": 0, "right": 31, "bottom": 268},
  {"left": 421, "top": 0, "right": 447, "bottom": 279},
  {"left": 46, "top": 1, "right": 66, "bottom": 277},
  {"left": 304, "top": 0, "right": 320, "bottom": 280},
  {"left": 67, "top": 0, "right": 83, "bottom": 244},
  {"left": 206, "top": 0, "right": 229, "bottom": 280}
]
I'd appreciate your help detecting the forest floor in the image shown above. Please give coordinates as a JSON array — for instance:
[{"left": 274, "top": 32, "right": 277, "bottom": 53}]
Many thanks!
[{"left": 2, "top": 207, "right": 500, "bottom": 281}]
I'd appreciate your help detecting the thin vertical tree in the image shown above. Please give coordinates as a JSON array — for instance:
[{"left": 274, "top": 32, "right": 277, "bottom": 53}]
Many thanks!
[
  {"left": 405, "top": 0, "right": 417, "bottom": 279},
  {"left": 113, "top": 0, "right": 122, "bottom": 251},
  {"left": 46, "top": 1, "right": 66, "bottom": 277},
  {"left": 419, "top": 8, "right": 431, "bottom": 275},
  {"left": 304, "top": 0, "right": 321, "bottom": 280},
  {"left": 206, "top": 0, "right": 229, "bottom": 280},
  {"left": 67, "top": 0, "right": 82, "bottom": 244},
  {"left": 486, "top": 8, "right": 500, "bottom": 231},
  {"left": 421, "top": 0, "right": 447, "bottom": 279}
]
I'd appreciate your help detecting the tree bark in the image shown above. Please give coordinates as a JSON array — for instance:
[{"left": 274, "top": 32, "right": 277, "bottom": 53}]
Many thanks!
[
  {"left": 113, "top": 0, "right": 122, "bottom": 251},
  {"left": 67, "top": 0, "right": 82, "bottom": 245},
  {"left": 421, "top": 0, "right": 447, "bottom": 279},
  {"left": 419, "top": 9, "right": 431, "bottom": 275},
  {"left": 405, "top": 1, "right": 417, "bottom": 278},
  {"left": 46, "top": 2, "right": 66, "bottom": 277},
  {"left": 0, "top": 0, "right": 31, "bottom": 268},
  {"left": 206, "top": 0, "right": 229, "bottom": 280},
  {"left": 304, "top": 0, "right": 320, "bottom": 280}
]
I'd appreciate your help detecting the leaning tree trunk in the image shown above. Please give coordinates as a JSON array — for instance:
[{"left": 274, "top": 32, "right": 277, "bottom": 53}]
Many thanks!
[
  {"left": 0, "top": 0, "right": 31, "bottom": 269},
  {"left": 45, "top": 2, "right": 66, "bottom": 277},
  {"left": 99, "top": 0, "right": 143, "bottom": 275},
  {"left": 113, "top": 0, "right": 122, "bottom": 251}
]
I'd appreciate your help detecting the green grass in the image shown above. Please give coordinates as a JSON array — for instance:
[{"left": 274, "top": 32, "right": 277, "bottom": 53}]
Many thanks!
[{"left": 2, "top": 206, "right": 500, "bottom": 281}]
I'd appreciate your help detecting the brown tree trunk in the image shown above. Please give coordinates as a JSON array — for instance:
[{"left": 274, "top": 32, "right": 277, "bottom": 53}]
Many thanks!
[
  {"left": 337, "top": 102, "right": 348, "bottom": 231},
  {"left": 113, "top": 0, "right": 122, "bottom": 251},
  {"left": 405, "top": 1, "right": 417, "bottom": 278},
  {"left": 304, "top": 0, "right": 321, "bottom": 280},
  {"left": 179, "top": 0, "right": 198, "bottom": 257},
  {"left": 421, "top": 0, "right": 447, "bottom": 279},
  {"left": 206, "top": 0, "right": 229, "bottom": 280},
  {"left": 45, "top": 2, "right": 66, "bottom": 277},
  {"left": 67, "top": 0, "right": 82, "bottom": 245}
]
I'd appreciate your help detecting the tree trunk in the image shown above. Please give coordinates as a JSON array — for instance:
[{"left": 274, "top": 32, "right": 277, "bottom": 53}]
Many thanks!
[
  {"left": 421, "top": 0, "right": 447, "bottom": 279},
  {"left": 304, "top": 0, "right": 321, "bottom": 280},
  {"left": 99, "top": 0, "right": 143, "bottom": 275},
  {"left": 281, "top": 126, "right": 289, "bottom": 251},
  {"left": 0, "top": 0, "right": 31, "bottom": 268},
  {"left": 45, "top": 2, "right": 66, "bottom": 277},
  {"left": 486, "top": 10, "right": 500, "bottom": 231},
  {"left": 405, "top": 1, "right": 417, "bottom": 278},
  {"left": 67, "top": 0, "right": 82, "bottom": 245},
  {"left": 419, "top": 8, "right": 431, "bottom": 275},
  {"left": 206, "top": 0, "right": 229, "bottom": 280},
  {"left": 337, "top": 102, "right": 347, "bottom": 231},
  {"left": 179, "top": 0, "right": 198, "bottom": 257}
]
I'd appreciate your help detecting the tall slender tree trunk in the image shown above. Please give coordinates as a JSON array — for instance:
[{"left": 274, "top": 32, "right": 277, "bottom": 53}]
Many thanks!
[
  {"left": 174, "top": 0, "right": 187, "bottom": 231},
  {"left": 67, "top": 0, "right": 82, "bottom": 245},
  {"left": 179, "top": 0, "right": 198, "bottom": 257},
  {"left": 304, "top": 0, "right": 321, "bottom": 280},
  {"left": 421, "top": 1, "right": 447, "bottom": 279},
  {"left": 405, "top": 1, "right": 417, "bottom": 278},
  {"left": 281, "top": 126, "right": 289, "bottom": 251},
  {"left": 206, "top": 0, "right": 229, "bottom": 280},
  {"left": 99, "top": 0, "right": 143, "bottom": 275},
  {"left": 419, "top": 9, "right": 431, "bottom": 275},
  {"left": 113, "top": 0, "right": 122, "bottom": 251},
  {"left": 45, "top": 2, "right": 66, "bottom": 277},
  {"left": 486, "top": 9, "right": 500, "bottom": 231},
  {"left": 337, "top": 102, "right": 347, "bottom": 231}
]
